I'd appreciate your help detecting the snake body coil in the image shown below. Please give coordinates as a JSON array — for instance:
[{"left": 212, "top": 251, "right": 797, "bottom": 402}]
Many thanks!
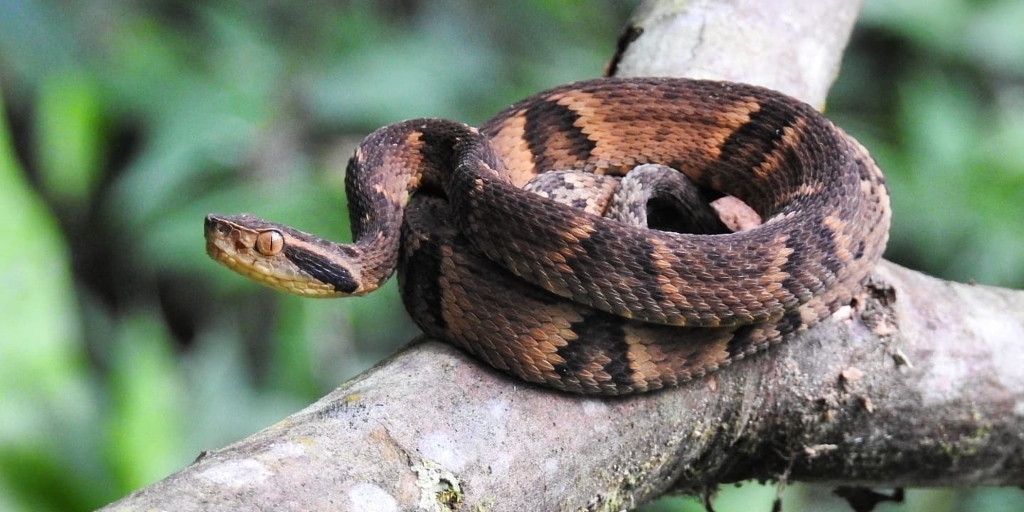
[{"left": 205, "top": 77, "right": 890, "bottom": 395}]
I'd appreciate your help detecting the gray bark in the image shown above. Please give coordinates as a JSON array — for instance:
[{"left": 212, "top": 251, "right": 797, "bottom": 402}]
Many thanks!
[
  {"left": 610, "top": 0, "right": 861, "bottom": 108},
  {"left": 98, "top": 1, "right": 1024, "bottom": 511}
]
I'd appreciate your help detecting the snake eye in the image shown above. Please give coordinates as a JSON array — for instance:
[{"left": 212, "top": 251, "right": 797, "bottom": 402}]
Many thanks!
[{"left": 256, "top": 230, "right": 284, "bottom": 256}]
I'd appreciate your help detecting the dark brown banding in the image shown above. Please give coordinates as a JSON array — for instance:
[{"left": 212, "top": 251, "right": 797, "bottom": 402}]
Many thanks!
[
  {"left": 397, "top": 246, "right": 449, "bottom": 336},
  {"left": 523, "top": 100, "right": 596, "bottom": 170},
  {"left": 778, "top": 240, "right": 817, "bottom": 303},
  {"left": 416, "top": 128, "right": 463, "bottom": 176},
  {"left": 718, "top": 102, "right": 796, "bottom": 164},
  {"left": 553, "top": 314, "right": 636, "bottom": 391},
  {"left": 283, "top": 246, "right": 358, "bottom": 294},
  {"left": 715, "top": 100, "right": 803, "bottom": 205},
  {"left": 559, "top": 220, "right": 671, "bottom": 322},
  {"left": 779, "top": 212, "right": 842, "bottom": 300}
]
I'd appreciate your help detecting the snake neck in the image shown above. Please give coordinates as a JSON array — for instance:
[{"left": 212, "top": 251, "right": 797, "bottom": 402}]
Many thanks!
[{"left": 344, "top": 118, "right": 487, "bottom": 293}]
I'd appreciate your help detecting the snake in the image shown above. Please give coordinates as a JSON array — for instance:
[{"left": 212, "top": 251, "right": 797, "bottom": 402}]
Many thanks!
[{"left": 204, "top": 77, "right": 891, "bottom": 395}]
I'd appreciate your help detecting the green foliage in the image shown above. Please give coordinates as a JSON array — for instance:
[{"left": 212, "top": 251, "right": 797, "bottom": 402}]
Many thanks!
[
  {"left": 103, "top": 313, "right": 184, "bottom": 494},
  {"left": 36, "top": 71, "right": 105, "bottom": 206},
  {"left": 0, "top": 1, "right": 1020, "bottom": 511},
  {"left": 0, "top": 79, "right": 108, "bottom": 512}
]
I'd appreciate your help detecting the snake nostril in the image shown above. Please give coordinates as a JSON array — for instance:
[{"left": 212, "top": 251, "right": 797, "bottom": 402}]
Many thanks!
[{"left": 205, "top": 214, "right": 222, "bottom": 232}]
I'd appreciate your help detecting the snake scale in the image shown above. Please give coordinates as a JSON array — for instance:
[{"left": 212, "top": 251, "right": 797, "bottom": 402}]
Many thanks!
[{"left": 205, "top": 77, "right": 891, "bottom": 395}]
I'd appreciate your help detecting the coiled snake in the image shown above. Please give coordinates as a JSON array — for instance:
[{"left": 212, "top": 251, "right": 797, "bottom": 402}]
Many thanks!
[{"left": 205, "top": 77, "right": 890, "bottom": 395}]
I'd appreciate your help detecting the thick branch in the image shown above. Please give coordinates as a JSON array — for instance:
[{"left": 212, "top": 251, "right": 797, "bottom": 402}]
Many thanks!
[
  {"left": 99, "top": 1, "right": 1024, "bottom": 511},
  {"left": 609, "top": 0, "right": 861, "bottom": 107},
  {"left": 98, "top": 264, "right": 1024, "bottom": 511}
]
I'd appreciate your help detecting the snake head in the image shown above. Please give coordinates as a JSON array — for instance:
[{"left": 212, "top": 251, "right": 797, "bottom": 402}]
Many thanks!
[{"left": 204, "top": 213, "right": 367, "bottom": 297}]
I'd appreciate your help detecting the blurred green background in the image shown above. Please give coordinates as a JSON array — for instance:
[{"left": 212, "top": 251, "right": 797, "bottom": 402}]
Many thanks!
[{"left": 1, "top": 0, "right": 1021, "bottom": 511}]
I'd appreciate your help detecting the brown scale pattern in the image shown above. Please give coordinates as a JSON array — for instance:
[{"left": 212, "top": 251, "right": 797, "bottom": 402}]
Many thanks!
[
  {"left": 206, "top": 77, "right": 891, "bottom": 395},
  {"left": 398, "top": 193, "right": 746, "bottom": 395}
]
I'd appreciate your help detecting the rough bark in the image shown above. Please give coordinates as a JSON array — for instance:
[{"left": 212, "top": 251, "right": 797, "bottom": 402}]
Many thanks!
[
  {"left": 98, "top": 1, "right": 1024, "bottom": 511},
  {"left": 608, "top": 0, "right": 861, "bottom": 108}
]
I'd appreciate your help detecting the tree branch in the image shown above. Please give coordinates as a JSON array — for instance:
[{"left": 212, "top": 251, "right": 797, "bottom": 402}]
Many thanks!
[
  {"left": 609, "top": 0, "right": 861, "bottom": 108},
  {"left": 99, "top": 1, "right": 1024, "bottom": 511}
]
